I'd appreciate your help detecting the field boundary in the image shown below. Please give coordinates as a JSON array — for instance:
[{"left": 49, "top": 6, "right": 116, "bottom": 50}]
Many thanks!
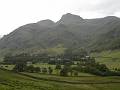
[
  {"left": 1, "top": 68, "right": 120, "bottom": 85},
  {"left": 19, "top": 73, "right": 120, "bottom": 84}
]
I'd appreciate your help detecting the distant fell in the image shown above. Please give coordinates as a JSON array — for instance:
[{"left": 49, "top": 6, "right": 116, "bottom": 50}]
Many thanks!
[{"left": 0, "top": 13, "right": 120, "bottom": 54}]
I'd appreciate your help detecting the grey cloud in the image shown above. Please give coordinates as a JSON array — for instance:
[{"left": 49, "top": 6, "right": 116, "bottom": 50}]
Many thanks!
[
  {"left": 77, "top": 0, "right": 120, "bottom": 16},
  {"left": 92, "top": 0, "right": 120, "bottom": 15}
]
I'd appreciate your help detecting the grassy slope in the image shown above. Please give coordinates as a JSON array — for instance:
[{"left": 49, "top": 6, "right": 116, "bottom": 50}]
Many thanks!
[
  {"left": 91, "top": 50, "right": 120, "bottom": 69},
  {"left": 0, "top": 69, "right": 120, "bottom": 90}
]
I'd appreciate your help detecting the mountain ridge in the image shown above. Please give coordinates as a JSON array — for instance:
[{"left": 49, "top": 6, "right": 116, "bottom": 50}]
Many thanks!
[{"left": 0, "top": 13, "right": 120, "bottom": 54}]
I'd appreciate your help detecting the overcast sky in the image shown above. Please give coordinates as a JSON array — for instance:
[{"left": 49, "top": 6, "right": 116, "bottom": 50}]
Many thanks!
[{"left": 0, "top": 0, "right": 120, "bottom": 36}]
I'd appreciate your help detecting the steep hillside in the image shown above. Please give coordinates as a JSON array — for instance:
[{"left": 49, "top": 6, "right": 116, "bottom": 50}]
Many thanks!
[{"left": 0, "top": 13, "right": 120, "bottom": 54}]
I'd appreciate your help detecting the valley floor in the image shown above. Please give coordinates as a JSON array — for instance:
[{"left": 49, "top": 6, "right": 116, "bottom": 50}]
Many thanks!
[{"left": 0, "top": 69, "right": 120, "bottom": 90}]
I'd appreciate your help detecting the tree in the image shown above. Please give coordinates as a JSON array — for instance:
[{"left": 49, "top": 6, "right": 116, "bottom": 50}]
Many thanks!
[
  {"left": 55, "top": 64, "right": 61, "bottom": 69},
  {"left": 26, "top": 65, "right": 35, "bottom": 73},
  {"left": 60, "top": 65, "right": 70, "bottom": 76},
  {"left": 74, "top": 71, "right": 79, "bottom": 76},
  {"left": 13, "top": 63, "right": 26, "bottom": 72},
  {"left": 55, "top": 64, "right": 61, "bottom": 75},
  {"left": 34, "top": 67, "right": 41, "bottom": 73},
  {"left": 69, "top": 67, "right": 73, "bottom": 76},
  {"left": 91, "top": 63, "right": 109, "bottom": 72},
  {"left": 48, "top": 67, "right": 53, "bottom": 74},
  {"left": 60, "top": 68, "right": 68, "bottom": 76},
  {"left": 42, "top": 68, "right": 47, "bottom": 74}
]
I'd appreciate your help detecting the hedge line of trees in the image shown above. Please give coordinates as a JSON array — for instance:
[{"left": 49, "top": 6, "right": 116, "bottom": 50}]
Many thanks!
[
  {"left": 13, "top": 63, "right": 53, "bottom": 74},
  {"left": 13, "top": 63, "right": 80, "bottom": 76},
  {"left": 12, "top": 61, "right": 120, "bottom": 76},
  {"left": 3, "top": 48, "right": 120, "bottom": 76}
]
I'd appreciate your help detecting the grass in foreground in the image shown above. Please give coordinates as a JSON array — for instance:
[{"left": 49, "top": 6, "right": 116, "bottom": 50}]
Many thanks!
[{"left": 0, "top": 69, "right": 120, "bottom": 90}]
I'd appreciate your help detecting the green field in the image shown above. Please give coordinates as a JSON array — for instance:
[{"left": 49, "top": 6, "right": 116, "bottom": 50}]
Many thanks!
[
  {"left": 0, "top": 50, "right": 120, "bottom": 90},
  {"left": 34, "top": 50, "right": 120, "bottom": 70},
  {"left": 0, "top": 65, "right": 14, "bottom": 70},
  {"left": 0, "top": 68, "right": 120, "bottom": 90},
  {"left": 0, "top": 64, "right": 94, "bottom": 76},
  {"left": 91, "top": 50, "right": 120, "bottom": 69}
]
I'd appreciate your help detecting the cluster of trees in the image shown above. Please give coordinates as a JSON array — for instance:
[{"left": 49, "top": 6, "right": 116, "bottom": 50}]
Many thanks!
[
  {"left": 13, "top": 63, "right": 79, "bottom": 76},
  {"left": 13, "top": 63, "right": 53, "bottom": 74},
  {"left": 3, "top": 53, "right": 49, "bottom": 64},
  {"left": 3, "top": 48, "right": 120, "bottom": 76},
  {"left": 72, "top": 63, "right": 109, "bottom": 76},
  {"left": 113, "top": 68, "right": 120, "bottom": 72},
  {"left": 12, "top": 61, "right": 120, "bottom": 76},
  {"left": 55, "top": 64, "right": 79, "bottom": 76},
  {"left": 54, "top": 57, "right": 120, "bottom": 76},
  {"left": 3, "top": 48, "right": 88, "bottom": 65}
]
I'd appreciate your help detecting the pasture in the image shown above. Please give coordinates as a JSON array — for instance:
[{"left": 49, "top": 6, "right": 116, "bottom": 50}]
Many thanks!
[
  {"left": 0, "top": 69, "right": 120, "bottom": 90},
  {"left": 91, "top": 50, "right": 120, "bottom": 69}
]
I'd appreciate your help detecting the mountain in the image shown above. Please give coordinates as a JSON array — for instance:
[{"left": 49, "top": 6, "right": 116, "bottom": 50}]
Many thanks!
[
  {"left": 37, "top": 19, "right": 56, "bottom": 27},
  {"left": 0, "top": 13, "right": 120, "bottom": 55},
  {"left": 57, "top": 13, "right": 83, "bottom": 25}
]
